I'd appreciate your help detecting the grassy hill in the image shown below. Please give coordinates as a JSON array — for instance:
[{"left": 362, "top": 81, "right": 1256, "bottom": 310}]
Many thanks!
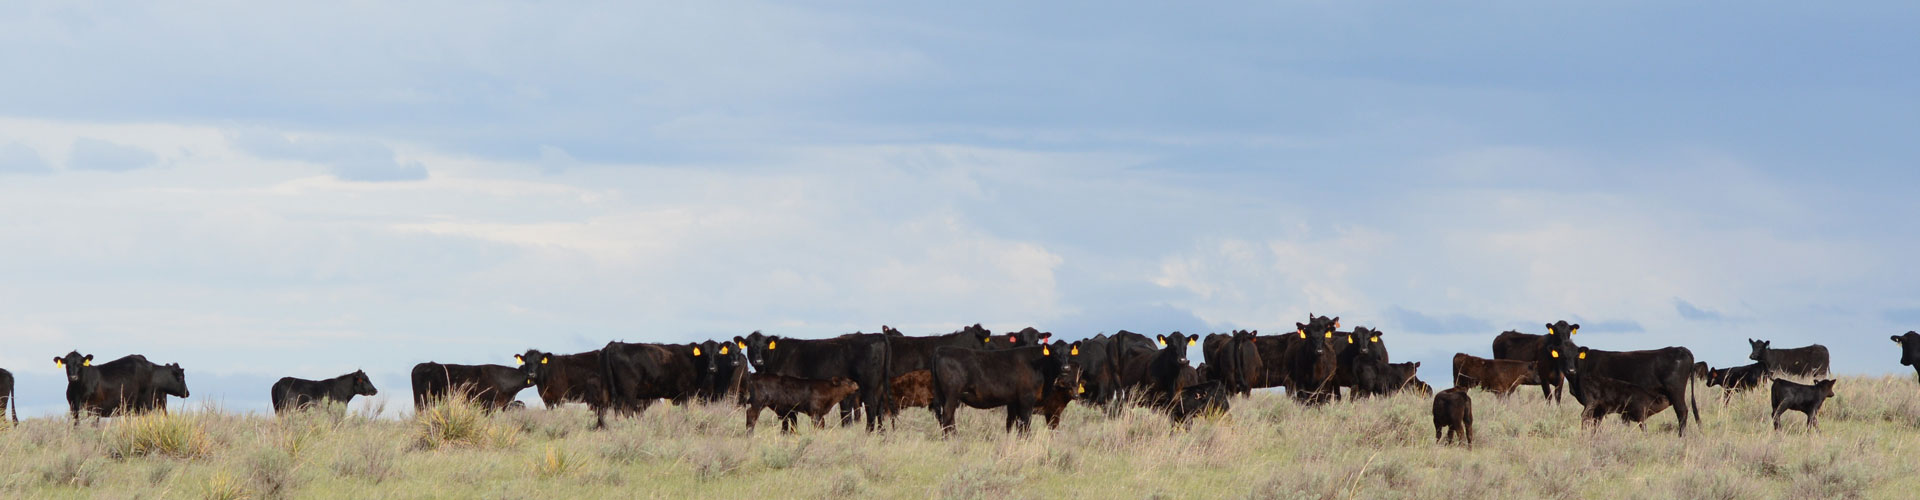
[{"left": 2, "top": 375, "right": 1916, "bottom": 499}]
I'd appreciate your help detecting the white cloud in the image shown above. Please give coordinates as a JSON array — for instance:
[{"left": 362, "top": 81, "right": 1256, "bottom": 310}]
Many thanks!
[{"left": 67, "top": 137, "right": 158, "bottom": 171}]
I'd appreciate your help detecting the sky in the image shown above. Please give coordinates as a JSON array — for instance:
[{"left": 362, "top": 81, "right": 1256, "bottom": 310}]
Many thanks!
[{"left": 2, "top": 1, "right": 1917, "bottom": 417}]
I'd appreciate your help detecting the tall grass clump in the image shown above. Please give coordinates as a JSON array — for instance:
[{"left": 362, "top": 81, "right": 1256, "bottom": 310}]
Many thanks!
[
  {"left": 107, "top": 412, "right": 214, "bottom": 459},
  {"left": 411, "top": 395, "right": 518, "bottom": 451}
]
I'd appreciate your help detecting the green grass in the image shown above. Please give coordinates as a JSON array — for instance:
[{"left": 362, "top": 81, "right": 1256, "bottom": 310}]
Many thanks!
[{"left": 0, "top": 375, "right": 1916, "bottom": 498}]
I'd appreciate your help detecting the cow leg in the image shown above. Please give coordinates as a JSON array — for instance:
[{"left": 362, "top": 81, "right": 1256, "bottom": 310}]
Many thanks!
[
  {"left": 1771, "top": 404, "right": 1787, "bottom": 431},
  {"left": 745, "top": 405, "right": 761, "bottom": 432},
  {"left": 1434, "top": 424, "right": 1442, "bottom": 443},
  {"left": 837, "top": 394, "right": 857, "bottom": 427},
  {"left": 1807, "top": 411, "right": 1819, "bottom": 432},
  {"left": 1666, "top": 387, "right": 1690, "bottom": 437},
  {"left": 937, "top": 400, "right": 960, "bottom": 435},
  {"left": 1463, "top": 420, "right": 1473, "bottom": 449},
  {"left": 864, "top": 388, "right": 885, "bottom": 433}
]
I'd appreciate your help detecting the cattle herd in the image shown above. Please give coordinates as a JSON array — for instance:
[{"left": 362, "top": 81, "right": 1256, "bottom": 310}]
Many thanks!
[{"left": 8, "top": 319, "right": 1914, "bottom": 445}]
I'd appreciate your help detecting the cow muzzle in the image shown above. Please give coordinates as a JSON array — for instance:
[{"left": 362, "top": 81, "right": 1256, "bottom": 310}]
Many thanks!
[{"left": 68, "top": 375, "right": 79, "bottom": 382}]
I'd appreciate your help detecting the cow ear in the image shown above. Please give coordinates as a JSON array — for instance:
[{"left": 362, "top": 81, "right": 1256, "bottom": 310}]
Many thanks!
[
  {"left": 693, "top": 346, "right": 703, "bottom": 356},
  {"left": 1413, "top": 362, "right": 1421, "bottom": 368},
  {"left": 1332, "top": 317, "right": 1340, "bottom": 329},
  {"left": 53, "top": 357, "right": 63, "bottom": 367},
  {"left": 1070, "top": 342, "right": 1080, "bottom": 356},
  {"left": 541, "top": 355, "right": 550, "bottom": 364},
  {"left": 769, "top": 340, "right": 777, "bottom": 350},
  {"left": 1570, "top": 324, "right": 1579, "bottom": 335},
  {"left": 1042, "top": 344, "right": 1051, "bottom": 356},
  {"left": 82, "top": 357, "right": 91, "bottom": 367},
  {"left": 1187, "top": 337, "right": 1197, "bottom": 347},
  {"left": 1545, "top": 323, "right": 1554, "bottom": 331},
  {"left": 1895, "top": 335, "right": 1904, "bottom": 343},
  {"left": 1156, "top": 335, "right": 1166, "bottom": 346},
  {"left": 514, "top": 354, "right": 525, "bottom": 366}
]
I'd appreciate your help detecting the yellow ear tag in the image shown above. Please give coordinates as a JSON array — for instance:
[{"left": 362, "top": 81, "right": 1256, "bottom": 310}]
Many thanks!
[
  {"left": 1157, "top": 338, "right": 1166, "bottom": 347},
  {"left": 1346, "top": 335, "right": 1353, "bottom": 343},
  {"left": 54, "top": 359, "right": 63, "bottom": 368},
  {"left": 1571, "top": 328, "right": 1579, "bottom": 336},
  {"left": 1188, "top": 338, "right": 1197, "bottom": 346},
  {"left": 720, "top": 345, "right": 729, "bottom": 355},
  {"left": 1042, "top": 345, "right": 1051, "bottom": 356},
  {"left": 1577, "top": 352, "right": 1587, "bottom": 360},
  {"left": 1325, "top": 332, "right": 1333, "bottom": 339},
  {"left": 1371, "top": 336, "right": 1380, "bottom": 343},
  {"left": 540, "top": 357, "right": 548, "bottom": 364},
  {"left": 737, "top": 341, "right": 747, "bottom": 350},
  {"left": 768, "top": 340, "right": 776, "bottom": 350},
  {"left": 83, "top": 359, "right": 91, "bottom": 367},
  {"left": 1550, "top": 350, "right": 1559, "bottom": 358},
  {"left": 1298, "top": 330, "right": 1306, "bottom": 339},
  {"left": 1070, "top": 345, "right": 1079, "bottom": 356},
  {"left": 514, "top": 355, "right": 524, "bottom": 366},
  {"left": 693, "top": 347, "right": 702, "bottom": 356},
  {"left": 1078, "top": 383, "right": 1086, "bottom": 395},
  {"left": 983, "top": 337, "right": 991, "bottom": 344}
]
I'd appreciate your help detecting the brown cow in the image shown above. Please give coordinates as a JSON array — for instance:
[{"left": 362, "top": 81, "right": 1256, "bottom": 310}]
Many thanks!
[
  {"left": 1452, "top": 353, "right": 1538, "bottom": 397},
  {"left": 1432, "top": 387, "right": 1473, "bottom": 447},
  {"left": 741, "top": 374, "right": 861, "bottom": 433},
  {"left": 885, "top": 370, "right": 934, "bottom": 429}
]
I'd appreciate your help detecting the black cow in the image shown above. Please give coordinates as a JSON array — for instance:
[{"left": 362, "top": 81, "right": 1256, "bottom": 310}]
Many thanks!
[
  {"left": 1203, "top": 330, "right": 1263, "bottom": 397},
  {"left": 1285, "top": 316, "right": 1341, "bottom": 405},
  {"left": 1553, "top": 344, "right": 1702, "bottom": 436},
  {"left": 1351, "top": 343, "right": 1401, "bottom": 399},
  {"left": 1748, "top": 339, "right": 1830, "bottom": 378},
  {"left": 516, "top": 349, "right": 616, "bottom": 426},
  {"left": 409, "top": 362, "right": 533, "bottom": 411},
  {"left": 929, "top": 342, "right": 1076, "bottom": 434},
  {"left": 697, "top": 340, "right": 747, "bottom": 404},
  {"left": 1169, "top": 380, "right": 1231, "bottom": 425},
  {"left": 741, "top": 374, "right": 862, "bottom": 433},
  {"left": 1489, "top": 321, "right": 1577, "bottom": 403},
  {"left": 0, "top": 368, "right": 14, "bottom": 423},
  {"left": 1704, "top": 362, "right": 1767, "bottom": 405},
  {"left": 271, "top": 370, "right": 377, "bottom": 414},
  {"left": 599, "top": 341, "right": 707, "bottom": 420},
  {"left": 142, "top": 363, "right": 191, "bottom": 413},
  {"left": 877, "top": 324, "right": 1002, "bottom": 421},
  {"left": 1250, "top": 334, "right": 1296, "bottom": 392},
  {"left": 736, "top": 331, "right": 892, "bottom": 432},
  {"left": 1432, "top": 387, "right": 1473, "bottom": 447},
  {"left": 1895, "top": 332, "right": 1920, "bottom": 381},
  {"left": 1328, "top": 326, "right": 1389, "bottom": 399},
  {"left": 1071, "top": 333, "right": 1122, "bottom": 407},
  {"left": 1770, "top": 378, "right": 1835, "bottom": 432},
  {"left": 1146, "top": 332, "right": 1197, "bottom": 403},
  {"left": 1109, "top": 330, "right": 1160, "bottom": 400},
  {"left": 1574, "top": 374, "right": 1673, "bottom": 430},
  {"left": 57, "top": 352, "right": 161, "bottom": 424}
]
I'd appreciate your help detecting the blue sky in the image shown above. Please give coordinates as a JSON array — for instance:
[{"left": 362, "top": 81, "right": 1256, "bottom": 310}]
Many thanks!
[{"left": 2, "top": 1, "right": 1916, "bottom": 416}]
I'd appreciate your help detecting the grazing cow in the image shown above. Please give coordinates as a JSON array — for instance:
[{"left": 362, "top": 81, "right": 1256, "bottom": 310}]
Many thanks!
[
  {"left": 1693, "top": 362, "right": 1710, "bottom": 380},
  {"left": 1748, "top": 339, "right": 1830, "bottom": 378},
  {"left": 1489, "top": 321, "right": 1578, "bottom": 403},
  {"left": 929, "top": 342, "right": 1076, "bottom": 434},
  {"left": 1286, "top": 316, "right": 1342, "bottom": 405},
  {"left": 515, "top": 348, "right": 616, "bottom": 426},
  {"left": 1894, "top": 332, "right": 1920, "bottom": 381},
  {"left": 1552, "top": 344, "right": 1702, "bottom": 436},
  {"left": 1203, "top": 330, "right": 1264, "bottom": 397},
  {"left": 409, "top": 362, "right": 533, "bottom": 411},
  {"left": 1432, "top": 387, "right": 1473, "bottom": 447},
  {"left": 1572, "top": 374, "right": 1674, "bottom": 430},
  {"left": 1770, "top": 379, "right": 1835, "bottom": 431},
  {"left": 736, "top": 331, "right": 892, "bottom": 432},
  {"left": 886, "top": 370, "right": 935, "bottom": 428},
  {"left": 0, "top": 368, "right": 14, "bottom": 423},
  {"left": 599, "top": 341, "right": 707, "bottom": 420},
  {"left": 57, "top": 352, "right": 159, "bottom": 424},
  {"left": 271, "top": 370, "right": 377, "bottom": 414},
  {"left": 1404, "top": 376, "right": 1435, "bottom": 397},
  {"left": 1704, "top": 363, "right": 1767, "bottom": 405},
  {"left": 741, "top": 374, "right": 861, "bottom": 433},
  {"left": 1451, "top": 353, "right": 1538, "bottom": 397}
]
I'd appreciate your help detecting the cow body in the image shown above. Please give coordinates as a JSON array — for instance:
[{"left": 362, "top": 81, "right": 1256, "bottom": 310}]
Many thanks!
[
  {"left": 1704, "top": 362, "right": 1767, "bottom": 405},
  {"left": 142, "top": 363, "right": 191, "bottom": 413},
  {"left": 886, "top": 370, "right": 934, "bottom": 428},
  {"left": 516, "top": 349, "right": 616, "bottom": 426},
  {"left": 271, "top": 370, "right": 376, "bottom": 414},
  {"left": 1894, "top": 332, "right": 1920, "bottom": 381},
  {"left": 741, "top": 374, "right": 860, "bottom": 433},
  {"left": 1451, "top": 353, "right": 1538, "bottom": 397},
  {"left": 1432, "top": 387, "right": 1473, "bottom": 447},
  {"left": 1203, "top": 330, "right": 1263, "bottom": 397},
  {"left": 57, "top": 352, "right": 164, "bottom": 424},
  {"left": 1573, "top": 374, "right": 1673, "bottom": 430},
  {"left": 1489, "top": 322, "right": 1576, "bottom": 403},
  {"left": 1285, "top": 316, "right": 1341, "bottom": 405},
  {"left": 599, "top": 341, "right": 705, "bottom": 421},
  {"left": 409, "top": 362, "right": 532, "bottom": 411},
  {"left": 737, "top": 331, "right": 891, "bottom": 432},
  {"left": 1556, "top": 345, "right": 1702, "bottom": 436},
  {"left": 1748, "top": 339, "right": 1830, "bottom": 378},
  {"left": 929, "top": 343, "right": 1073, "bottom": 434},
  {"left": 1770, "top": 379, "right": 1835, "bottom": 431},
  {"left": 879, "top": 324, "right": 1002, "bottom": 422}
]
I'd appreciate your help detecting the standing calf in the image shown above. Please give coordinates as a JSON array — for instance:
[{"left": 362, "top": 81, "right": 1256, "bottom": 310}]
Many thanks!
[
  {"left": 741, "top": 374, "right": 860, "bottom": 433},
  {"left": 1770, "top": 379, "right": 1835, "bottom": 432},
  {"left": 1432, "top": 387, "right": 1473, "bottom": 447}
]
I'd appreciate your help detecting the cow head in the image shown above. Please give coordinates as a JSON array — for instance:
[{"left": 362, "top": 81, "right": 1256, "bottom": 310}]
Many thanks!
[
  {"left": 995, "top": 327, "right": 1048, "bottom": 348},
  {"left": 1551, "top": 346, "right": 1592, "bottom": 377},
  {"left": 154, "top": 363, "right": 190, "bottom": 399},
  {"left": 1895, "top": 332, "right": 1920, "bottom": 366},
  {"left": 515, "top": 349, "right": 554, "bottom": 384},
  {"left": 1545, "top": 321, "right": 1579, "bottom": 342},
  {"left": 1295, "top": 316, "right": 1338, "bottom": 354},
  {"left": 54, "top": 351, "right": 93, "bottom": 383},
  {"left": 959, "top": 323, "right": 992, "bottom": 345},
  {"left": 1156, "top": 332, "right": 1195, "bottom": 365},
  {"left": 737, "top": 331, "right": 775, "bottom": 370},
  {"left": 348, "top": 369, "right": 378, "bottom": 396},
  {"left": 1704, "top": 367, "right": 1729, "bottom": 388},
  {"left": 1813, "top": 379, "right": 1837, "bottom": 400},
  {"left": 1351, "top": 327, "right": 1384, "bottom": 357},
  {"left": 1748, "top": 339, "right": 1771, "bottom": 363}
]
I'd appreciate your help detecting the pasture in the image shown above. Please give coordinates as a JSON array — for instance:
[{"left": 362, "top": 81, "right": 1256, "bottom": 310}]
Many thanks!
[{"left": 2, "top": 375, "right": 1915, "bottom": 499}]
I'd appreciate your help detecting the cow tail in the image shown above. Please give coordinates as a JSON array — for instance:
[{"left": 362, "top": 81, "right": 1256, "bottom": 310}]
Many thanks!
[
  {"left": 1689, "top": 367, "right": 1702, "bottom": 426},
  {"left": 600, "top": 344, "right": 629, "bottom": 415},
  {"left": 8, "top": 385, "right": 15, "bottom": 424}
]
